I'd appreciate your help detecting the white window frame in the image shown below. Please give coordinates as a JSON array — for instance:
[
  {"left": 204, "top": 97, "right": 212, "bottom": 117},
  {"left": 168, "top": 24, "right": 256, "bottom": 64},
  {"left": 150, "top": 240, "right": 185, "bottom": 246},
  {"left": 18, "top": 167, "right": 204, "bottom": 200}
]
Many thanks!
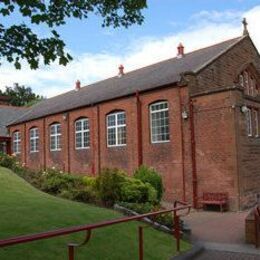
[
  {"left": 29, "top": 127, "right": 39, "bottom": 153},
  {"left": 150, "top": 101, "right": 170, "bottom": 144},
  {"left": 253, "top": 109, "right": 259, "bottom": 137},
  {"left": 75, "top": 118, "right": 90, "bottom": 150},
  {"left": 106, "top": 111, "right": 126, "bottom": 147},
  {"left": 246, "top": 108, "right": 253, "bottom": 137},
  {"left": 244, "top": 71, "right": 250, "bottom": 95},
  {"left": 13, "top": 131, "right": 21, "bottom": 154},
  {"left": 50, "top": 123, "right": 61, "bottom": 151}
]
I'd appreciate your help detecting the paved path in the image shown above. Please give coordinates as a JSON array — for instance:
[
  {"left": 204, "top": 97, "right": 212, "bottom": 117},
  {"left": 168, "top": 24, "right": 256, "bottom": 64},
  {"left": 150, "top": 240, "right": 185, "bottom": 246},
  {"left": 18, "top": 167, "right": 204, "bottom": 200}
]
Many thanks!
[
  {"left": 183, "top": 210, "right": 249, "bottom": 244},
  {"left": 193, "top": 249, "right": 260, "bottom": 260},
  {"left": 181, "top": 210, "right": 260, "bottom": 259}
]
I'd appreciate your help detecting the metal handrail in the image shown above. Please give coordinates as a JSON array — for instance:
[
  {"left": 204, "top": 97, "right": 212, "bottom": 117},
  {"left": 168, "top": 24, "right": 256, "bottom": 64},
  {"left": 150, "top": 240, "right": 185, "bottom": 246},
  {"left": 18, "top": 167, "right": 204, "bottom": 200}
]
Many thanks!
[{"left": 0, "top": 200, "right": 191, "bottom": 260}]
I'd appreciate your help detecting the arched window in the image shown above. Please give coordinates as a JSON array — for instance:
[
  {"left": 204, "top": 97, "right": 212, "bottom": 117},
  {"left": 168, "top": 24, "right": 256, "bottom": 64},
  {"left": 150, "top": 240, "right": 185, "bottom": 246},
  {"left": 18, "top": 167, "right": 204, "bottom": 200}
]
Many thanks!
[
  {"left": 239, "top": 74, "right": 244, "bottom": 88},
  {"left": 29, "top": 127, "right": 39, "bottom": 153},
  {"left": 107, "top": 111, "right": 126, "bottom": 147},
  {"left": 13, "top": 131, "right": 21, "bottom": 154},
  {"left": 150, "top": 101, "right": 170, "bottom": 143},
  {"left": 75, "top": 118, "right": 90, "bottom": 149},
  {"left": 50, "top": 123, "right": 61, "bottom": 151},
  {"left": 238, "top": 70, "right": 259, "bottom": 97}
]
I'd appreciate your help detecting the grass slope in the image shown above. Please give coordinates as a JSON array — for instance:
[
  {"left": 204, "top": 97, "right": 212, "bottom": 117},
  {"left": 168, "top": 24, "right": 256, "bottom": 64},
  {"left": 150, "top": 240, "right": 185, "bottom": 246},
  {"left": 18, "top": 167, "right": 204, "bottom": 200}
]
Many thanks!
[{"left": 0, "top": 167, "right": 189, "bottom": 259}]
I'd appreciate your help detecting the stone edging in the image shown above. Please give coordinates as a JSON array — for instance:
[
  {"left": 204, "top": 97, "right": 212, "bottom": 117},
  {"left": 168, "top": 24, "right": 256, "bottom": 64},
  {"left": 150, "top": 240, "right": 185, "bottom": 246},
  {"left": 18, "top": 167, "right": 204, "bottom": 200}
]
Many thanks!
[
  {"left": 171, "top": 244, "right": 204, "bottom": 260},
  {"left": 114, "top": 203, "right": 173, "bottom": 234}
]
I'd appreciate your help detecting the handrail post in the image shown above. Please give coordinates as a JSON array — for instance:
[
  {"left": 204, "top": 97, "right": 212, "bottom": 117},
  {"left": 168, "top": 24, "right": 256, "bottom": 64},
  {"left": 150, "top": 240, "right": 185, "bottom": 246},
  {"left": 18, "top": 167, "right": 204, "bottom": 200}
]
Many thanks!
[
  {"left": 173, "top": 201, "right": 180, "bottom": 253},
  {"left": 138, "top": 226, "right": 144, "bottom": 260},
  {"left": 173, "top": 207, "right": 181, "bottom": 253},
  {"left": 68, "top": 244, "right": 75, "bottom": 260}
]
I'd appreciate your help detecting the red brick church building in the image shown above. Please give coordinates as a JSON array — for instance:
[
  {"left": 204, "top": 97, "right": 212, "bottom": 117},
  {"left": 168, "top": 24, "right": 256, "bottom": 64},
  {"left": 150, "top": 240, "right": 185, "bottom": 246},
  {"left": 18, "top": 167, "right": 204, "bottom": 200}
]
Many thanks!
[{"left": 8, "top": 21, "right": 260, "bottom": 211}]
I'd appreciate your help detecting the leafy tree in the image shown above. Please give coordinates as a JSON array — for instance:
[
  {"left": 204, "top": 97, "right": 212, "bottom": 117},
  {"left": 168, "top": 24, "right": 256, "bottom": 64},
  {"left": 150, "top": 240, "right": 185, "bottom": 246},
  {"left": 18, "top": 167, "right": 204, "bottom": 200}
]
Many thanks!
[
  {"left": 1, "top": 83, "right": 43, "bottom": 106},
  {"left": 0, "top": 1, "right": 147, "bottom": 69}
]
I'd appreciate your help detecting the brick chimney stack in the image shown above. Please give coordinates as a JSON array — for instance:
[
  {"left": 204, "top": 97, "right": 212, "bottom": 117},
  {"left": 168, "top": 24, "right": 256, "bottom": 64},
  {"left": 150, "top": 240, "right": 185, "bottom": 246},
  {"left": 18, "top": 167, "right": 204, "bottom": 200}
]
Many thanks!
[
  {"left": 75, "top": 80, "right": 81, "bottom": 91},
  {"left": 118, "top": 64, "right": 125, "bottom": 78},
  {"left": 177, "top": 43, "right": 184, "bottom": 58}
]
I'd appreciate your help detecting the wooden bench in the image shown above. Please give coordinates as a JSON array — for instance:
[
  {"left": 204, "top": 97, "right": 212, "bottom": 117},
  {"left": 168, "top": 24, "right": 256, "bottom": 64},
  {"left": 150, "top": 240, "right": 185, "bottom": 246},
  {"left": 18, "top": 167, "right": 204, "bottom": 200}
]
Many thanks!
[{"left": 200, "top": 192, "right": 228, "bottom": 212}]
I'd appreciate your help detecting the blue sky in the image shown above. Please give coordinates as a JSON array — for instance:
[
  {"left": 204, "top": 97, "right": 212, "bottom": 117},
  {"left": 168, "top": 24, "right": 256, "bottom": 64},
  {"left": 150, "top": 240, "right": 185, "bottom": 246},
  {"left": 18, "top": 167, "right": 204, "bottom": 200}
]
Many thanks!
[{"left": 0, "top": 0, "right": 260, "bottom": 97}]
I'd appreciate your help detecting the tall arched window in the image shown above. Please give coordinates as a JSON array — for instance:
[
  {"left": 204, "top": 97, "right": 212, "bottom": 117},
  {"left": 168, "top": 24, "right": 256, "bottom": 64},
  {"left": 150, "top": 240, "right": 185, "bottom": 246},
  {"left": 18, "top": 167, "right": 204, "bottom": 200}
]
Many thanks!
[
  {"left": 75, "top": 118, "right": 90, "bottom": 149},
  {"left": 107, "top": 111, "right": 126, "bottom": 147},
  {"left": 29, "top": 127, "right": 39, "bottom": 153},
  {"left": 239, "top": 70, "right": 258, "bottom": 97},
  {"left": 13, "top": 131, "right": 21, "bottom": 154},
  {"left": 150, "top": 101, "right": 170, "bottom": 143},
  {"left": 50, "top": 123, "right": 61, "bottom": 151}
]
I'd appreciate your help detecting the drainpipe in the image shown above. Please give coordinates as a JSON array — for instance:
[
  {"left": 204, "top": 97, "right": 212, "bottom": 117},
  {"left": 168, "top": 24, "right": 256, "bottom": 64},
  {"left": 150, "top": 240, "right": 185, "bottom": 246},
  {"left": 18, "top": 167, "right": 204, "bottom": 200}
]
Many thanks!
[
  {"left": 43, "top": 118, "right": 46, "bottom": 170},
  {"left": 178, "top": 87, "right": 186, "bottom": 202},
  {"left": 91, "top": 106, "right": 95, "bottom": 175},
  {"left": 67, "top": 113, "right": 71, "bottom": 173},
  {"left": 97, "top": 105, "right": 101, "bottom": 173},
  {"left": 135, "top": 90, "right": 143, "bottom": 167},
  {"left": 24, "top": 123, "right": 27, "bottom": 166},
  {"left": 189, "top": 98, "right": 198, "bottom": 208}
]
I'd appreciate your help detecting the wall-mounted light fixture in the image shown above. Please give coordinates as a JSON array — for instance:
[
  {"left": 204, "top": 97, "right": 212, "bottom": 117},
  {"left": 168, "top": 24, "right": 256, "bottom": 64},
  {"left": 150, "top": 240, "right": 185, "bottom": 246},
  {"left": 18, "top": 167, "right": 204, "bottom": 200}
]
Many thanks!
[
  {"left": 241, "top": 105, "right": 249, "bottom": 113},
  {"left": 182, "top": 110, "right": 189, "bottom": 119},
  {"left": 63, "top": 113, "right": 68, "bottom": 121}
]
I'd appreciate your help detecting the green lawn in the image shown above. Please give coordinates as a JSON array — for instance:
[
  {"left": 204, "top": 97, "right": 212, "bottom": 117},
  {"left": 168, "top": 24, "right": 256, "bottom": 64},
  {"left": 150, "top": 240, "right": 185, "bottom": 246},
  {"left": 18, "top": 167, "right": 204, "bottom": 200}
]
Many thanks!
[{"left": 0, "top": 167, "right": 190, "bottom": 259}]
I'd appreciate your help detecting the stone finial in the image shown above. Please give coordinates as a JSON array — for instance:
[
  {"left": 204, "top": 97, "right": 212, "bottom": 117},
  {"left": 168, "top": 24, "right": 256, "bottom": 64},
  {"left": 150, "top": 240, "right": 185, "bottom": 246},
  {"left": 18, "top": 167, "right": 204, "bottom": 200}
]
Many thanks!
[
  {"left": 242, "top": 18, "right": 249, "bottom": 36},
  {"left": 177, "top": 43, "right": 184, "bottom": 58},
  {"left": 118, "top": 64, "right": 125, "bottom": 77}
]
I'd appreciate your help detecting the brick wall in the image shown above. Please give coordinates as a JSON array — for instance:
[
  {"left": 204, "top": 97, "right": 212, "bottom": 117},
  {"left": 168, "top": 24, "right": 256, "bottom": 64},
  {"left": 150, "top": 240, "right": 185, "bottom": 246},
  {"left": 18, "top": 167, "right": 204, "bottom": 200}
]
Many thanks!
[
  {"left": 8, "top": 35, "right": 260, "bottom": 211},
  {"left": 9, "top": 86, "right": 190, "bottom": 204}
]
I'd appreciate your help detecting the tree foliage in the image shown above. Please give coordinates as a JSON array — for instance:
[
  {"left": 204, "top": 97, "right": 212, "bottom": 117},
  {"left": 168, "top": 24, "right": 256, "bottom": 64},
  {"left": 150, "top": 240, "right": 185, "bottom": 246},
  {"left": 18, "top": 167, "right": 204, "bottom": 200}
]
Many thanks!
[
  {"left": 0, "top": 1, "right": 147, "bottom": 69},
  {"left": 0, "top": 83, "right": 43, "bottom": 106}
]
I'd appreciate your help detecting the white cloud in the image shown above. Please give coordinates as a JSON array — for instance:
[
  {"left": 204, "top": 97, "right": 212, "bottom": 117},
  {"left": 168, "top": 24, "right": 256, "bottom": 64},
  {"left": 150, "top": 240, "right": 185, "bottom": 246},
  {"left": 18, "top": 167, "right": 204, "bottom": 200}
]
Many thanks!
[{"left": 0, "top": 5, "right": 260, "bottom": 98}]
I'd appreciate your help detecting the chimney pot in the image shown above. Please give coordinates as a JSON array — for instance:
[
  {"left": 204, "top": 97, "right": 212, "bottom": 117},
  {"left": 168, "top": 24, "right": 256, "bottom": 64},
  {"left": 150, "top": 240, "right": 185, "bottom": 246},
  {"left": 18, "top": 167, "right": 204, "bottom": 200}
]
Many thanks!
[
  {"left": 75, "top": 80, "right": 81, "bottom": 91},
  {"left": 118, "top": 64, "right": 124, "bottom": 77},
  {"left": 177, "top": 43, "right": 184, "bottom": 58}
]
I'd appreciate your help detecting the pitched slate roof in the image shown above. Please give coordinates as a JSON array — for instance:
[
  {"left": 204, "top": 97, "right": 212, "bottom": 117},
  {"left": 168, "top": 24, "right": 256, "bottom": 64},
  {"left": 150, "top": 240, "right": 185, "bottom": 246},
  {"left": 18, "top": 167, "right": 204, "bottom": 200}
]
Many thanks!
[
  {"left": 10, "top": 36, "right": 245, "bottom": 125},
  {"left": 0, "top": 106, "right": 28, "bottom": 136}
]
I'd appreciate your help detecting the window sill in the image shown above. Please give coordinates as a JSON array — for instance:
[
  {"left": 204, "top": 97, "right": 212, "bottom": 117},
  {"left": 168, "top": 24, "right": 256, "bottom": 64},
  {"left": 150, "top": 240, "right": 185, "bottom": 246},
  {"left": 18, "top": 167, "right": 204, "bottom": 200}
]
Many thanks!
[
  {"left": 151, "top": 140, "right": 170, "bottom": 144},
  {"left": 75, "top": 147, "right": 90, "bottom": 150},
  {"left": 50, "top": 149, "right": 61, "bottom": 152},
  {"left": 107, "top": 144, "right": 127, "bottom": 148}
]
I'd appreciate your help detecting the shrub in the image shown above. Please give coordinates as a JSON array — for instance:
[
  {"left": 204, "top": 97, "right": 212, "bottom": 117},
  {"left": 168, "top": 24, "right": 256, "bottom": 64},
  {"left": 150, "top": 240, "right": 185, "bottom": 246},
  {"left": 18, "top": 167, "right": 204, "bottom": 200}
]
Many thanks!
[
  {"left": 134, "top": 165, "right": 163, "bottom": 201},
  {"left": 120, "top": 178, "right": 157, "bottom": 204},
  {"left": 59, "top": 186, "right": 97, "bottom": 204},
  {"left": 0, "top": 153, "right": 16, "bottom": 169},
  {"left": 82, "top": 176, "right": 96, "bottom": 187},
  {"left": 96, "top": 168, "right": 127, "bottom": 206},
  {"left": 40, "top": 169, "right": 83, "bottom": 194}
]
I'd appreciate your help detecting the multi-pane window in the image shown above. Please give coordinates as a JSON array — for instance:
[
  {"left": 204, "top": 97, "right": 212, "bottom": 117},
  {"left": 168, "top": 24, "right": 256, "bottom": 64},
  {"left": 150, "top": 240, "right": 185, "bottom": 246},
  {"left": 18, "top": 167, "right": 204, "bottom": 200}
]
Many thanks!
[
  {"left": 246, "top": 108, "right": 252, "bottom": 137},
  {"left": 150, "top": 101, "right": 170, "bottom": 143},
  {"left": 75, "top": 118, "right": 90, "bottom": 149},
  {"left": 29, "top": 128, "right": 39, "bottom": 153},
  {"left": 107, "top": 111, "right": 126, "bottom": 147},
  {"left": 50, "top": 123, "right": 61, "bottom": 151},
  {"left": 239, "top": 70, "right": 258, "bottom": 97},
  {"left": 253, "top": 109, "right": 259, "bottom": 137},
  {"left": 13, "top": 131, "right": 21, "bottom": 154},
  {"left": 246, "top": 108, "right": 259, "bottom": 138}
]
